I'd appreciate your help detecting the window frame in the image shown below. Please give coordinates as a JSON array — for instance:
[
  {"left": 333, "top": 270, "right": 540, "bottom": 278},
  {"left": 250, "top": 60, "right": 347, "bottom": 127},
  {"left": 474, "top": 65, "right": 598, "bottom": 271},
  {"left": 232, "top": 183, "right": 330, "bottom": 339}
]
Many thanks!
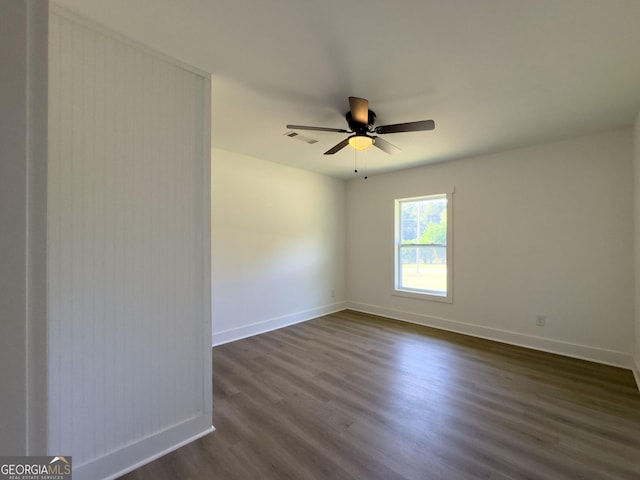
[{"left": 393, "top": 190, "right": 453, "bottom": 303}]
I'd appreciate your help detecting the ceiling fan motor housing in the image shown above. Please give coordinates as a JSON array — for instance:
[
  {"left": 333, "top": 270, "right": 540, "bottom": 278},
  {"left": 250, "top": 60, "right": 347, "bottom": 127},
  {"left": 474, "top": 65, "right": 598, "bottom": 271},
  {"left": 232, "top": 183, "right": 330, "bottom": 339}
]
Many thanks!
[{"left": 346, "top": 110, "right": 376, "bottom": 134}]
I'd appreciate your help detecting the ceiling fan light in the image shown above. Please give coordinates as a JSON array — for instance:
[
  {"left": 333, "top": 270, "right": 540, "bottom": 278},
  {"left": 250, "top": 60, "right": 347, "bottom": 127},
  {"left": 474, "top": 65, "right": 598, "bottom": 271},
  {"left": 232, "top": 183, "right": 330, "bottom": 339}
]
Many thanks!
[{"left": 349, "top": 135, "right": 374, "bottom": 150}]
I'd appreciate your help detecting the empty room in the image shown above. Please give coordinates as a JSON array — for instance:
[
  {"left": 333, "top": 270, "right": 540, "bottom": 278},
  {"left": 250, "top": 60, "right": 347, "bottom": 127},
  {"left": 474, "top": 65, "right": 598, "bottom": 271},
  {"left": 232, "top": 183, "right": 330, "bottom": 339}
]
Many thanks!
[{"left": 2, "top": 1, "right": 640, "bottom": 479}]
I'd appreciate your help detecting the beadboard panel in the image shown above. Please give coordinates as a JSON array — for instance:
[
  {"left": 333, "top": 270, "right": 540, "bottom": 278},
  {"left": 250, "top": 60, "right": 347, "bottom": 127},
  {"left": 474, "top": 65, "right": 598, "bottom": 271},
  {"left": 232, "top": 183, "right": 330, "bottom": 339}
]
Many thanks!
[{"left": 48, "top": 10, "right": 212, "bottom": 476}]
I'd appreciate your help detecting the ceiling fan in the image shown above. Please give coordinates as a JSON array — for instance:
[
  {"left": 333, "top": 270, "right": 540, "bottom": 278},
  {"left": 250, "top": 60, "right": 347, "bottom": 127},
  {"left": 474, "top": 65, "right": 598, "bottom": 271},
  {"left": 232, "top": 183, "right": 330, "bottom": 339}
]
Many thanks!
[{"left": 286, "top": 96, "right": 435, "bottom": 155}]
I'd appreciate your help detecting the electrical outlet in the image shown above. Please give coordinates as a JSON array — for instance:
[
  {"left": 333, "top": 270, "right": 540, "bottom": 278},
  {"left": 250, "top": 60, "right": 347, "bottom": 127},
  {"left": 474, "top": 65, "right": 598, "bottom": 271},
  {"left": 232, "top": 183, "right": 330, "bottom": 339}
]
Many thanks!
[
  {"left": 330, "top": 289, "right": 335, "bottom": 298},
  {"left": 536, "top": 315, "right": 546, "bottom": 327}
]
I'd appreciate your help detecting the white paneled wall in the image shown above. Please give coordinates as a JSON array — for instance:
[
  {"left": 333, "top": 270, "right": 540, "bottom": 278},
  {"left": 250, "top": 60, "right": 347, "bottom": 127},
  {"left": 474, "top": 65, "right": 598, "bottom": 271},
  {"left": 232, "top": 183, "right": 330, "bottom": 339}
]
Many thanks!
[{"left": 48, "top": 10, "right": 212, "bottom": 479}]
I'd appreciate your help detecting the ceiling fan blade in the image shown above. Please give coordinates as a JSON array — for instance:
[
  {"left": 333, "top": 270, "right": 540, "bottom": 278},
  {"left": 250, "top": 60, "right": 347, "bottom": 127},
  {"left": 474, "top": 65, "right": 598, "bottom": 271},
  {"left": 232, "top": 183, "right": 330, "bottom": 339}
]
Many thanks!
[
  {"left": 348, "top": 97, "right": 369, "bottom": 125},
  {"left": 287, "top": 124, "right": 349, "bottom": 133},
  {"left": 372, "top": 136, "right": 401, "bottom": 155},
  {"left": 324, "top": 138, "right": 350, "bottom": 155},
  {"left": 375, "top": 119, "right": 435, "bottom": 134}
]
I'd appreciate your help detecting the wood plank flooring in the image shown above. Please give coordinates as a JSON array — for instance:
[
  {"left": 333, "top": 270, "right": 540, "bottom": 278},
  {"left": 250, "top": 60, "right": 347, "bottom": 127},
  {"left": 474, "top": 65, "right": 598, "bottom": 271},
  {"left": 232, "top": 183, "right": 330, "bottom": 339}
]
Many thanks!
[{"left": 120, "top": 310, "right": 640, "bottom": 479}]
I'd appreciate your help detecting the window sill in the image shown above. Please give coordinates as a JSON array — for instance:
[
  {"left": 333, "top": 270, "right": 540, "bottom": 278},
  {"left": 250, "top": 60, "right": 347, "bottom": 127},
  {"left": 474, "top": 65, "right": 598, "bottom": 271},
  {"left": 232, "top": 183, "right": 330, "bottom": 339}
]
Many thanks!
[{"left": 392, "top": 289, "right": 453, "bottom": 304}]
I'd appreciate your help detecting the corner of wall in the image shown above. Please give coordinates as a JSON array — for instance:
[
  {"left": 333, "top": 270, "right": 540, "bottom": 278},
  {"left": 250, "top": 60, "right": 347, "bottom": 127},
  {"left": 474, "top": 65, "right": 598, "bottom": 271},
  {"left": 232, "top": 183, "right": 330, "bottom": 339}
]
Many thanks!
[
  {"left": 634, "top": 111, "right": 640, "bottom": 392},
  {"left": 0, "top": 0, "right": 50, "bottom": 456},
  {"left": 212, "top": 302, "right": 348, "bottom": 346}
]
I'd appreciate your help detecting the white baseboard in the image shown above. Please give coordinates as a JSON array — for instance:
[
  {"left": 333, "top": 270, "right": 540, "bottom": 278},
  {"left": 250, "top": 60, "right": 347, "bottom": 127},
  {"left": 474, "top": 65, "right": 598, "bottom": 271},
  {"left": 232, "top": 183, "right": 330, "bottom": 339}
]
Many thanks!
[
  {"left": 347, "top": 302, "right": 633, "bottom": 369},
  {"left": 212, "top": 301, "right": 349, "bottom": 346},
  {"left": 72, "top": 415, "right": 214, "bottom": 480}
]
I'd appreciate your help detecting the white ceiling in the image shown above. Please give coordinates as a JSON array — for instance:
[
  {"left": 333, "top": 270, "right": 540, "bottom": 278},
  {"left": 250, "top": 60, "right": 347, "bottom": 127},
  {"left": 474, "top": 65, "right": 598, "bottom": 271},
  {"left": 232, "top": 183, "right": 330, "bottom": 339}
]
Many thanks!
[{"left": 55, "top": 0, "right": 640, "bottom": 179}]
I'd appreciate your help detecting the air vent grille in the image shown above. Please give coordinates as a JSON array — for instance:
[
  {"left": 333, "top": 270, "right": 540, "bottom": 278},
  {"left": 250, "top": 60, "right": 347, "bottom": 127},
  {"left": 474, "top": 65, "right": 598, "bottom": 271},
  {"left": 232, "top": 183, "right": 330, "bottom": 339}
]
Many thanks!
[{"left": 285, "top": 131, "right": 318, "bottom": 144}]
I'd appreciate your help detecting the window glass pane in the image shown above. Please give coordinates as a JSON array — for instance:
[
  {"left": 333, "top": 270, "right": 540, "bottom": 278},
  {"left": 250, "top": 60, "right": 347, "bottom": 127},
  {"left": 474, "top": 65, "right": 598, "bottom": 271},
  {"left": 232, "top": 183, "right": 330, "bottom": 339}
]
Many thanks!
[
  {"left": 400, "top": 197, "right": 447, "bottom": 245},
  {"left": 399, "top": 245, "right": 447, "bottom": 294}
]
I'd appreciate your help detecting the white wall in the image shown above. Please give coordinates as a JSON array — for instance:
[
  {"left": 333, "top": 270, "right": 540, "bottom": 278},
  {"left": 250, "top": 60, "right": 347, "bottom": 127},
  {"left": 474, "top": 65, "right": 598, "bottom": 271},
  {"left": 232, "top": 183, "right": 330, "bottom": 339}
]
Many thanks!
[
  {"left": 634, "top": 113, "right": 640, "bottom": 380},
  {"left": 0, "top": 0, "right": 48, "bottom": 455},
  {"left": 211, "top": 148, "right": 347, "bottom": 344},
  {"left": 48, "top": 10, "right": 212, "bottom": 479},
  {"left": 347, "top": 129, "right": 634, "bottom": 367}
]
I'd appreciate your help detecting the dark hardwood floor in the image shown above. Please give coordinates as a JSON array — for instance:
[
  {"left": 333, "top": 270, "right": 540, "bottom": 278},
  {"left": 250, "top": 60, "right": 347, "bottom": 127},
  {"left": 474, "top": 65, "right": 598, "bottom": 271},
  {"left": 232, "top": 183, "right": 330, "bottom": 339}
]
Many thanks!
[{"left": 120, "top": 310, "right": 640, "bottom": 479}]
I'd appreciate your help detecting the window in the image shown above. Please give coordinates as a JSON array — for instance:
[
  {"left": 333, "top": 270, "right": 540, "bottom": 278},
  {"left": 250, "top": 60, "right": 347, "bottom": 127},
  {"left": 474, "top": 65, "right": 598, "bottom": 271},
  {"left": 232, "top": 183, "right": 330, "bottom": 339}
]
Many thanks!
[{"left": 394, "top": 192, "right": 452, "bottom": 302}]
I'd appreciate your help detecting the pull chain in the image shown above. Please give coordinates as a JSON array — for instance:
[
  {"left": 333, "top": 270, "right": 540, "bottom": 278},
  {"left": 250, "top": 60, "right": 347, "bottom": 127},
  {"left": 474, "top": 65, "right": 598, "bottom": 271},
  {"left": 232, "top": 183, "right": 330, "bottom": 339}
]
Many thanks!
[
  {"left": 364, "top": 151, "right": 368, "bottom": 179},
  {"left": 353, "top": 147, "right": 368, "bottom": 179}
]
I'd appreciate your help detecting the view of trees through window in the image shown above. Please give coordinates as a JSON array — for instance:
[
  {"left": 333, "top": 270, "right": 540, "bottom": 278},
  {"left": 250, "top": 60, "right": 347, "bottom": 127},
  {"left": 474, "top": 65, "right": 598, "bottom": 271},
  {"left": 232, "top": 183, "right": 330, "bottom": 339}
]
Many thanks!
[{"left": 398, "top": 195, "right": 448, "bottom": 295}]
